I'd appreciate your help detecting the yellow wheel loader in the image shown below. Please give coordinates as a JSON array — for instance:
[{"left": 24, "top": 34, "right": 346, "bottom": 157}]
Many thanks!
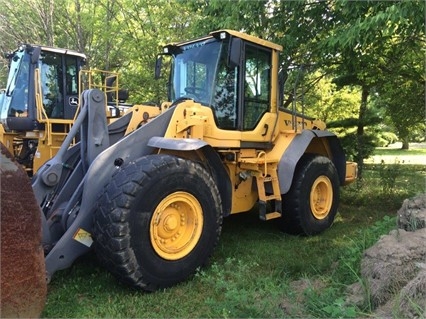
[
  {"left": 0, "top": 44, "right": 129, "bottom": 175},
  {"left": 30, "top": 30, "right": 357, "bottom": 291}
]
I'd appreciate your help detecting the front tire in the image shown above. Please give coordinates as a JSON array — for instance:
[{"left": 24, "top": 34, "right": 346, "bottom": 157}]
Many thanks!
[
  {"left": 279, "top": 154, "right": 340, "bottom": 235},
  {"left": 93, "top": 154, "right": 222, "bottom": 291}
]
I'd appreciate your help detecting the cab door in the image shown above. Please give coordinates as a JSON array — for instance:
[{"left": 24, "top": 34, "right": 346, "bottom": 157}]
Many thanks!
[
  {"left": 208, "top": 39, "right": 278, "bottom": 146},
  {"left": 39, "top": 52, "right": 82, "bottom": 120},
  {"left": 39, "top": 51, "right": 64, "bottom": 119},
  {"left": 238, "top": 42, "right": 277, "bottom": 145}
]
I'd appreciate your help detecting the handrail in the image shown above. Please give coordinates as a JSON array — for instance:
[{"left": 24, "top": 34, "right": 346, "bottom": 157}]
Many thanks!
[{"left": 78, "top": 69, "right": 120, "bottom": 119}]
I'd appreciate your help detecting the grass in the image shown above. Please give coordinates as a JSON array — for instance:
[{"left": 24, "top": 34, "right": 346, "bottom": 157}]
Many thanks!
[
  {"left": 367, "top": 145, "right": 426, "bottom": 165},
  {"left": 373, "top": 147, "right": 426, "bottom": 156},
  {"left": 41, "top": 156, "right": 426, "bottom": 318}
]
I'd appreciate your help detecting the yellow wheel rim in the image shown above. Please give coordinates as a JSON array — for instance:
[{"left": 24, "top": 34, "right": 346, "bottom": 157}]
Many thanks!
[
  {"left": 310, "top": 176, "right": 333, "bottom": 220},
  {"left": 150, "top": 191, "right": 203, "bottom": 260}
]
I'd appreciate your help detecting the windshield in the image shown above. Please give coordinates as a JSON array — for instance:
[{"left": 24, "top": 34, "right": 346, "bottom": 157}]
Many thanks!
[
  {"left": 171, "top": 38, "right": 222, "bottom": 105},
  {"left": 0, "top": 50, "right": 30, "bottom": 119},
  {"left": 170, "top": 38, "right": 238, "bottom": 129}
]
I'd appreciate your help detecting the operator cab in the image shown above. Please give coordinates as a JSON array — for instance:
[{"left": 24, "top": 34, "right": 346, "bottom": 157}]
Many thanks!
[
  {"left": 159, "top": 30, "right": 282, "bottom": 132},
  {"left": 0, "top": 44, "right": 86, "bottom": 131}
]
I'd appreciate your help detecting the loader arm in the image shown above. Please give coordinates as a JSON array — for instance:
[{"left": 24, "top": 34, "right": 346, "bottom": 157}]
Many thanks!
[{"left": 32, "top": 89, "right": 176, "bottom": 281}]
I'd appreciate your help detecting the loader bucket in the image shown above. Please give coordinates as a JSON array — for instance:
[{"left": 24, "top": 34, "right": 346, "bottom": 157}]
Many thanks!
[{"left": 0, "top": 143, "right": 46, "bottom": 318}]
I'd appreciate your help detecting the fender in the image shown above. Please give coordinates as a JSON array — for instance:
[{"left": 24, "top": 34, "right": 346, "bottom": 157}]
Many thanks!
[
  {"left": 148, "top": 136, "right": 232, "bottom": 217},
  {"left": 278, "top": 130, "right": 347, "bottom": 194}
]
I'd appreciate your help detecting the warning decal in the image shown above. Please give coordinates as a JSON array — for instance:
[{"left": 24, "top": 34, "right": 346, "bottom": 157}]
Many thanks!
[{"left": 73, "top": 228, "right": 94, "bottom": 247}]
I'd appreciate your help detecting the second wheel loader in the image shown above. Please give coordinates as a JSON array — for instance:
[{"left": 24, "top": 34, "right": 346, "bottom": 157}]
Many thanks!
[
  {"left": 31, "top": 29, "right": 357, "bottom": 291},
  {"left": 0, "top": 44, "right": 129, "bottom": 175}
]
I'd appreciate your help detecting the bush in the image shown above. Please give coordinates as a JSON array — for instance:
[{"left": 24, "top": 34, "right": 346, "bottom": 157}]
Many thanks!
[{"left": 377, "top": 161, "right": 403, "bottom": 194}]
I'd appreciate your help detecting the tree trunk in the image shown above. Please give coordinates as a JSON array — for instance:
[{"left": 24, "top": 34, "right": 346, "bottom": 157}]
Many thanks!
[
  {"left": 401, "top": 138, "right": 409, "bottom": 150},
  {"left": 356, "top": 86, "right": 369, "bottom": 180}
]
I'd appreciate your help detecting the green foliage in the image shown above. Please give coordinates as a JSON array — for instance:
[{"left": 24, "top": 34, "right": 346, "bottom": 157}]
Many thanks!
[
  {"left": 319, "top": 0, "right": 425, "bottom": 148},
  {"left": 195, "top": 258, "right": 285, "bottom": 318},
  {"left": 302, "top": 214, "right": 396, "bottom": 317},
  {"left": 337, "top": 131, "right": 376, "bottom": 163},
  {"left": 291, "top": 71, "right": 360, "bottom": 122},
  {"left": 341, "top": 164, "right": 426, "bottom": 208},
  {"left": 375, "top": 131, "right": 398, "bottom": 147},
  {"left": 0, "top": 0, "right": 424, "bottom": 148},
  {"left": 0, "top": 0, "right": 201, "bottom": 102},
  {"left": 336, "top": 215, "right": 397, "bottom": 281},
  {"left": 304, "top": 286, "right": 358, "bottom": 318},
  {"left": 377, "top": 161, "right": 404, "bottom": 194}
]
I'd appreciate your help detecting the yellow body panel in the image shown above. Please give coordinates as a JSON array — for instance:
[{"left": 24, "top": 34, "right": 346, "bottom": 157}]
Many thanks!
[
  {"left": 33, "top": 135, "right": 62, "bottom": 172},
  {"left": 124, "top": 104, "right": 161, "bottom": 135},
  {"left": 0, "top": 124, "right": 15, "bottom": 155},
  {"left": 157, "top": 89, "right": 353, "bottom": 216},
  {"left": 211, "top": 30, "right": 283, "bottom": 52},
  {"left": 345, "top": 161, "right": 358, "bottom": 185},
  {"left": 160, "top": 101, "right": 306, "bottom": 215},
  {"left": 223, "top": 163, "right": 258, "bottom": 213}
]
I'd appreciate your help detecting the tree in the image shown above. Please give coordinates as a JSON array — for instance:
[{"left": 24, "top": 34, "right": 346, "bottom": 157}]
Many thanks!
[
  {"left": 0, "top": 0, "right": 199, "bottom": 102},
  {"left": 318, "top": 0, "right": 425, "bottom": 176},
  {"left": 0, "top": 0, "right": 57, "bottom": 86},
  {"left": 373, "top": 37, "right": 425, "bottom": 149},
  {"left": 1, "top": 0, "right": 423, "bottom": 153}
]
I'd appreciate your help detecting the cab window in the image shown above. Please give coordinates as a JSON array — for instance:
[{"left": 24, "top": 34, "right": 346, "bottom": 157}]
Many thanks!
[
  {"left": 212, "top": 59, "right": 238, "bottom": 129},
  {"left": 65, "top": 57, "right": 78, "bottom": 95},
  {"left": 243, "top": 45, "right": 271, "bottom": 130},
  {"left": 40, "top": 52, "right": 64, "bottom": 118}
]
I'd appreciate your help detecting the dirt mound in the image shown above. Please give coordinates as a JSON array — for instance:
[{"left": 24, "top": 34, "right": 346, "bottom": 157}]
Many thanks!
[
  {"left": 349, "top": 193, "right": 426, "bottom": 318},
  {"left": 398, "top": 194, "right": 426, "bottom": 231},
  {"left": 0, "top": 143, "right": 47, "bottom": 318}
]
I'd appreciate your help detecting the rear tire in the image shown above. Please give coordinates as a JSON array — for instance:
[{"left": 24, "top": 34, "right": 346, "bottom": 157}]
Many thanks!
[
  {"left": 279, "top": 154, "right": 340, "bottom": 235},
  {"left": 93, "top": 154, "right": 222, "bottom": 291}
]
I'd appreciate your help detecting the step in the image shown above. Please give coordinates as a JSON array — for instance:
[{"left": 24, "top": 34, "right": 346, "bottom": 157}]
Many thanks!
[
  {"left": 259, "top": 211, "right": 282, "bottom": 221},
  {"left": 258, "top": 200, "right": 282, "bottom": 221}
]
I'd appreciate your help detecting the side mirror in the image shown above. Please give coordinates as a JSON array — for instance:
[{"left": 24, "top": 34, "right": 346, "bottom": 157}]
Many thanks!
[
  {"left": 154, "top": 55, "right": 162, "bottom": 79},
  {"left": 117, "top": 89, "right": 129, "bottom": 102},
  {"left": 227, "top": 37, "right": 242, "bottom": 68},
  {"left": 31, "top": 47, "right": 41, "bottom": 64}
]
